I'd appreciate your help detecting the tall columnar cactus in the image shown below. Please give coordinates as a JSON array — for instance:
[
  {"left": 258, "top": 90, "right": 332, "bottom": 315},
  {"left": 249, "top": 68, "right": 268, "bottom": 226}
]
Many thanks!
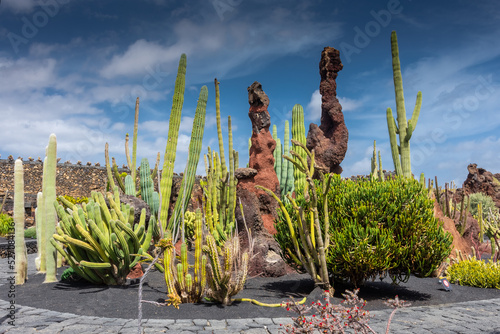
[
  {"left": 201, "top": 117, "right": 237, "bottom": 246},
  {"left": 292, "top": 104, "right": 307, "bottom": 192},
  {"left": 386, "top": 31, "right": 422, "bottom": 179},
  {"left": 168, "top": 85, "right": 208, "bottom": 238},
  {"left": 14, "top": 159, "right": 27, "bottom": 285},
  {"left": 43, "top": 134, "right": 58, "bottom": 283},
  {"left": 159, "top": 54, "right": 187, "bottom": 234},
  {"left": 370, "top": 140, "right": 384, "bottom": 181},
  {"left": 35, "top": 192, "right": 44, "bottom": 271},
  {"left": 214, "top": 78, "right": 228, "bottom": 182},
  {"left": 139, "top": 158, "right": 159, "bottom": 216},
  {"left": 51, "top": 190, "right": 154, "bottom": 285},
  {"left": 282, "top": 120, "right": 294, "bottom": 196}
]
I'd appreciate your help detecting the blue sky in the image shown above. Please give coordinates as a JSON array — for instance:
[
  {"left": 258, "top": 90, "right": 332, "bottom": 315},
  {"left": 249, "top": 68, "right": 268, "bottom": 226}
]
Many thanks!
[{"left": 1, "top": 0, "right": 499, "bottom": 185}]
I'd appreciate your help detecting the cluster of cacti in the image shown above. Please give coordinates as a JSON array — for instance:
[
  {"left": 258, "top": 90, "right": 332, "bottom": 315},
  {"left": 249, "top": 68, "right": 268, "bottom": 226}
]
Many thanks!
[
  {"left": 51, "top": 189, "right": 154, "bottom": 285},
  {"left": 14, "top": 159, "right": 28, "bottom": 285},
  {"left": 484, "top": 208, "right": 500, "bottom": 261},
  {"left": 258, "top": 140, "right": 332, "bottom": 291},
  {"left": 272, "top": 122, "right": 294, "bottom": 198},
  {"left": 370, "top": 140, "right": 384, "bottom": 181},
  {"left": 200, "top": 79, "right": 238, "bottom": 245},
  {"left": 160, "top": 209, "right": 206, "bottom": 308},
  {"left": 291, "top": 104, "right": 307, "bottom": 192},
  {"left": 203, "top": 232, "right": 250, "bottom": 305},
  {"left": 434, "top": 177, "right": 470, "bottom": 236},
  {"left": 105, "top": 98, "right": 146, "bottom": 195},
  {"left": 386, "top": 31, "right": 422, "bottom": 179}
]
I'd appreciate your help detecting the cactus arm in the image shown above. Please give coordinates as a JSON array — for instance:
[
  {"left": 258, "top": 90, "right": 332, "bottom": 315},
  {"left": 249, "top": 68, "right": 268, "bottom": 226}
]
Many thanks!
[
  {"left": 14, "top": 159, "right": 28, "bottom": 284},
  {"left": 112, "top": 158, "right": 126, "bottom": 193},
  {"left": 215, "top": 78, "right": 228, "bottom": 181},
  {"left": 386, "top": 108, "right": 403, "bottom": 176},
  {"left": 291, "top": 104, "right": 307, "bottom": 192},
  {"left": 406, "top": 91, "right": 422, "bottom": 141},
  {"left": 159, "top": 54, "right": 187, "bottom": 232},
  {"left": 131, "top": 97, "right": 139, "bottom": 189},
  {"left": 105, "top": 143, "right": 116, "bottom": 191}
]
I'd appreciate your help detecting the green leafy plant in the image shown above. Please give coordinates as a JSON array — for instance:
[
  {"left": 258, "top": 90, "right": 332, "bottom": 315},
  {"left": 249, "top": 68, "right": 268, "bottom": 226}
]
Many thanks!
[
  {"left": 446, "top": 257, "right": 500, "bottom": 289},
  {"left": 0, "top": 213, "right": 13, "bottom": 237}
]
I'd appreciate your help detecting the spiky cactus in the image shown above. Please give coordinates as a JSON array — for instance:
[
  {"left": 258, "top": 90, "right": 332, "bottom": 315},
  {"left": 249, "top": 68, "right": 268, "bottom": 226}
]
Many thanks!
[
  {"left": 159, "top": 53, "right": 187, "bottom": 234},
  {"left": 292, "top": 104, "right": 307, "bottom": 192},
  {"left": 203, "top": 233, "right": 250, "bottom": 305},
  {"left": 167, "top": 85, "right": 208, "bottom": 238},
  {"left": 386, "top": 31, "right": 422, "bottom": 179},
  {"left": 161, "top": 209, "right": 207, "bottom": 308},
  {"left": 51, "top": 190, "right": 154, "bottom": 285},
  {"left": 139, "top": 158, "right": 159, "bottom": 216},
  {"left": 14, "top": 159, "right": 27, "bottom": 285},
  {"left": 282, "top": 120, "right": 294, "bottom": 196}
]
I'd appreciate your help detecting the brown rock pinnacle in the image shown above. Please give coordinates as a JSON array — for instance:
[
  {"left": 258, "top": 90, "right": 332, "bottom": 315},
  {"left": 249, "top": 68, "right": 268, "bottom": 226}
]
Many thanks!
[
  {"left": 306, "top": 47, "right": 349, "bottom": 174},
  {"left": 247, "top": 81, "right": 280, "bottom": 234}
]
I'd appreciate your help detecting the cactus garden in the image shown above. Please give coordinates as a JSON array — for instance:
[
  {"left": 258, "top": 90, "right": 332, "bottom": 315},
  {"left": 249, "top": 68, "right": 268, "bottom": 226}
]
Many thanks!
[{"left": 1, "top": 28, "right": 500, "bottom": 334}]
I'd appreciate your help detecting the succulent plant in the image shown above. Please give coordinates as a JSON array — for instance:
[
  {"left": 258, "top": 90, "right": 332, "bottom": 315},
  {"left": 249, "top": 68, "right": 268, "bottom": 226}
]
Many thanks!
[{"left": 14, "top": 159, "right": 27, "bottom": 285}]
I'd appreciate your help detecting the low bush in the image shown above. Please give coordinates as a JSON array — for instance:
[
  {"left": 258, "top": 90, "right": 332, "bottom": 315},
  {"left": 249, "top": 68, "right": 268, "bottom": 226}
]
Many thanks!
[
  {"left": 446, "top": 258, "right": 500, "bottom": 289},
  {"left": 275, "top": 175, "right": 453, "bottom": 286},
  {"left": 24, "top": 226, "right": 37, "bottom": 239}
]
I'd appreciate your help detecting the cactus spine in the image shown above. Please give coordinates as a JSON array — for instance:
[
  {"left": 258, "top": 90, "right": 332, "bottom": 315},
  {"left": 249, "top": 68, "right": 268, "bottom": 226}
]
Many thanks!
[
  {"left": 386, "top": 31, "right": 422, "bottom": 179},
  {"left": 159, "top": 54, "right": 187, "bottom": 234},
  {"left": 43, "top": 134, "right": 58, "bottom": 283},
  {"left": 168, "top": 85, "right": 208, "bottom": 238},
  {"left": 292, "top": 104, "right": 307, "bottom": 192},
  {"left": 14, "top": 159, "right": 28, "bottom": 285}
]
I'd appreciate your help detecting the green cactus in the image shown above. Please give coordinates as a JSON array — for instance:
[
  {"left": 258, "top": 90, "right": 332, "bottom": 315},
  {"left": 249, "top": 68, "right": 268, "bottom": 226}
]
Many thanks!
[
  {"left": 35, "top": 192, "right": 44, "bottom": 271},
  {"left": 386, "top": 31, "right": 422, "bottom": 179},
  {"left": 14, "top": 159, "right": 27, "bottom": 285},
  {"left": 167, "top": 85, "right": 208, "bottom": 239},
  {"left": 214, "top": 78, "right": 228, "bottom": 183},
  {"left": 139, "top": 158, "right": 159, "bottom": 217},
  {"left": 203, "top": 233, "right": 250, "bottom": 306},
  {"left": 42, "top": 134, "right": 58, "bottom": 283},
  {"left": 292, "top": 104, "right": 307, "bottom": 192},
  {"left": 370, "top": 140, "right": 379, "bottom": 181},
  {"left": 159, "top": 53, "right": 187, "bottom": 235},
  {"left": 51, "top": 190, "right": 154, "bottom": 285},
  {"left": 160, "top": 208, "right": 207, "bottom": 308},
  {"left": 282, "top": 120, "right": 294, "bottom": 196},
  {"left": 378, "top": 151, "right": 384, "bottom": 181},
  {"left": 124, "top": 175, "right": 135, "bottom": 196},
  {"left": 258, "top": 140, "right": 332, "bottom": 292}
]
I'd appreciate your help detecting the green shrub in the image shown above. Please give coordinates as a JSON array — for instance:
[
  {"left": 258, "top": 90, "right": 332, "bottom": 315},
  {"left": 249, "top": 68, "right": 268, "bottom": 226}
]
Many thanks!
[
  {"left": 24, "top": 226, "right": 37, "bottom": 239},
  {"left": 0, "top": 213, "right": 14, "bottom": 237},
  {"left": 469, "top": 192, "right": 497, "bottom": 220},
  {"left": 275, "top": 175, "right": 453, "bottom": 286},
  {"left": 447, "top": 258, "right": 500, "bottom": 289}
]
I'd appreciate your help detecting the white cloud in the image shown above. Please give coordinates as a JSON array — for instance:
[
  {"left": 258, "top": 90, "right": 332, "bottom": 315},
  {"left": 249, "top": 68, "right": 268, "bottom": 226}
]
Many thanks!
[
  {"left": 339, "top": 96, "right": 362, "bottom": 112},
  {"left": 305, "top": 89, "right": 321, "bottom": 121}
]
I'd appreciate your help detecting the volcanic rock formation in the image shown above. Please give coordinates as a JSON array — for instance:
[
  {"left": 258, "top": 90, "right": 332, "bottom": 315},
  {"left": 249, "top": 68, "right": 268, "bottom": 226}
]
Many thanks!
[{"left": 306, "top": 47, "right": 349, "bottom": 174}]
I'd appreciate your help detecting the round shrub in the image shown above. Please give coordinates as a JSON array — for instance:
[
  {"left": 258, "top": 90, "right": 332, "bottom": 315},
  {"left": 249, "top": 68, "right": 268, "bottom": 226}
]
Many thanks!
[{"left": 275, "top": 175, "right": 453, "bottom": 286}]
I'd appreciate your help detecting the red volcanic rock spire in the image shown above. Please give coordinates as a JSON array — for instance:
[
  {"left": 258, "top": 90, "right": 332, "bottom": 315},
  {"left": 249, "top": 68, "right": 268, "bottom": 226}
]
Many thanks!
[
  {"left": 247, "top": 81, "right": 280, "bottom": 234},
  {"left": 306, "top": 47, "right": 349, "bottom": 174}
]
